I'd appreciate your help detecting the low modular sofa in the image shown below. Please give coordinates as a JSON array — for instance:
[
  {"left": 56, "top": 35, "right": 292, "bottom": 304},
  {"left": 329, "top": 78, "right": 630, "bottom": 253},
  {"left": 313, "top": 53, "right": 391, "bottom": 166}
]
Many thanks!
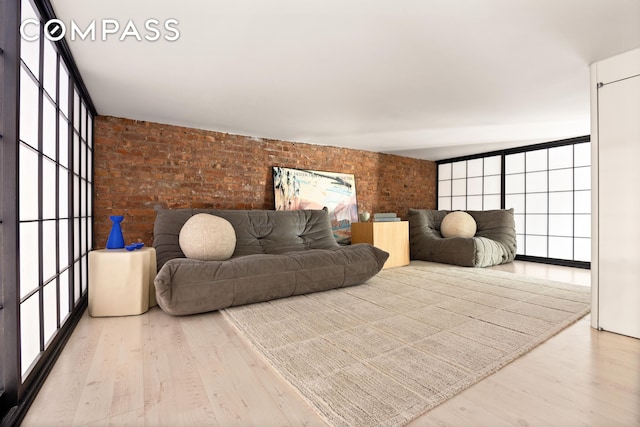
[
  {"left": 153, "top": 208, "right": 389, "bottom": 315},
  {"left": 408, "top": 208, "right": 516, "bottom": 267}
]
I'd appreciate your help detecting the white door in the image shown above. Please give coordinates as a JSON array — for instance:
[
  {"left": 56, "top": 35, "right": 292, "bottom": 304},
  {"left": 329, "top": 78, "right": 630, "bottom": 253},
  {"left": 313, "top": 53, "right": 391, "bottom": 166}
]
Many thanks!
[{"left": 597, "top": 74, "right": 640, "bottom": 339}]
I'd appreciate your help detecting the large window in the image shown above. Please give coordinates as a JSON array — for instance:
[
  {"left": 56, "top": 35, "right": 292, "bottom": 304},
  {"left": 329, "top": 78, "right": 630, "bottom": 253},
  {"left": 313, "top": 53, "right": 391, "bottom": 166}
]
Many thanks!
[
  {"left": 504, "top": 143, "right": 590, "bottom": 263},
  {"left": 437, "top": 136, "right": 590, "bottom": 268},
  {"left": 1, "top": 0, "right": 95, "bottom": 423}
]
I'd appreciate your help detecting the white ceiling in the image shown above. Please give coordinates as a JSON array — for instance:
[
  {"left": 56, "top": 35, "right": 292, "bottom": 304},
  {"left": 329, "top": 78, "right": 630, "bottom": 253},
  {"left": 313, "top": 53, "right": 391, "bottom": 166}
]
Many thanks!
[{"left": 50, "top": 0, "right": 640, "bottom": 160}]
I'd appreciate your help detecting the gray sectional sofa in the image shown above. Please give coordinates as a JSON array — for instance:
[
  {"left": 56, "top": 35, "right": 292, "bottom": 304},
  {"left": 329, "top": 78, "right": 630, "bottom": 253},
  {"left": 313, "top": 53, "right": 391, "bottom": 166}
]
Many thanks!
[
  {"left": 153, "top": 208, "right": 389, "bottom": 315},
  {"left": 408, "top": 208, "right": 517, "bottom": 267}
]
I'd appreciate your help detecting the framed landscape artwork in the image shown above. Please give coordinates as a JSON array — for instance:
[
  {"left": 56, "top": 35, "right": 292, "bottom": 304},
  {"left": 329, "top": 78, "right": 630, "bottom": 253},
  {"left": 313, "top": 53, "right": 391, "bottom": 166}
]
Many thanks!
[{"left": 273, "top": 167, "right": 358, "bottom": 244}]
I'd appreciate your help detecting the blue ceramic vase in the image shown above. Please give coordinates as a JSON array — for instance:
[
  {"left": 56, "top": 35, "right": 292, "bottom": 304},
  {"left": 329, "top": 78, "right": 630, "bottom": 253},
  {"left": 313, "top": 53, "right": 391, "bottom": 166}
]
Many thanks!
[{"left": 106, "top": 215, "right": 125, "bottom": 249}]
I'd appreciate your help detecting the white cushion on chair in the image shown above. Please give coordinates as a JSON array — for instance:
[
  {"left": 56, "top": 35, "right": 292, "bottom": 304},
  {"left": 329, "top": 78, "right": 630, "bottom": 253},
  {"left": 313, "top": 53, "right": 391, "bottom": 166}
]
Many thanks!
[{"left": 441, "top": 211, "right": 477, "bottom": 238}]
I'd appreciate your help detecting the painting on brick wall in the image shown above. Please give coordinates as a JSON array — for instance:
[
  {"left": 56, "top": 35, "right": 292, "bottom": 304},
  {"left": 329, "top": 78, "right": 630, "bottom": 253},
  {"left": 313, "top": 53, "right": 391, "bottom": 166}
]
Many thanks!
[{"left": 273, "top": 166, "right": 358, "bottom": 244}]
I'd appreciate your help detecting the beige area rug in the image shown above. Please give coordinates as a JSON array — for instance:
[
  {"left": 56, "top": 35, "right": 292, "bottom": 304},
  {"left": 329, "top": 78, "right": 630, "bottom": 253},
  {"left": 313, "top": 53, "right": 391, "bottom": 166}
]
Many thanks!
[{"left": 222, "top": 261, "right": 591, "bottom": 427}]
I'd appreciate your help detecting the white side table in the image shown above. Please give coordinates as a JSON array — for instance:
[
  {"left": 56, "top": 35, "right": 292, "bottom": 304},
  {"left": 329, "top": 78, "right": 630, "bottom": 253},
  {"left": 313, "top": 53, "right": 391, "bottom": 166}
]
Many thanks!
[{"left": 88, "top": 247, "right": 157, "bottom": 317}]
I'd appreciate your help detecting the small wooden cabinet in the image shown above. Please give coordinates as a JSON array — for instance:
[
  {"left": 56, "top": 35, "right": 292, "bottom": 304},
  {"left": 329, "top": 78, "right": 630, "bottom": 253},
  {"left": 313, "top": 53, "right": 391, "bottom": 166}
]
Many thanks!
[{"left": 351, "top": 221, "right": 410, "bottom": 269}]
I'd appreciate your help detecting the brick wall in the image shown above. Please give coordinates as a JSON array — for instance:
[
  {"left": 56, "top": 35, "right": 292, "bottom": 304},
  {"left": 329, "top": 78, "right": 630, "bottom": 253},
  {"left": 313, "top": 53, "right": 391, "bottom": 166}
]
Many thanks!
[{"left": 93, "top": 116, "right": 437, "bottom": 248}]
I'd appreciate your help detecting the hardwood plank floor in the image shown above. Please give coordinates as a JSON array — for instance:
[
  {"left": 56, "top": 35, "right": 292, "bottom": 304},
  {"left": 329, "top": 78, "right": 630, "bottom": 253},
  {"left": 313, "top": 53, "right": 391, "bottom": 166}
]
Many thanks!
[{"left": 22, "top": 261, "right": 640, "bottom": 426}]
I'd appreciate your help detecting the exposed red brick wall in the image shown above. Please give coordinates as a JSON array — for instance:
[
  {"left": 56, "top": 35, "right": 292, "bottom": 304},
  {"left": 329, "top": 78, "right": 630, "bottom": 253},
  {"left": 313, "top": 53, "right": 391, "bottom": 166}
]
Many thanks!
[{"left": 93, "top": 116, "right": 436, "bottom": 248}]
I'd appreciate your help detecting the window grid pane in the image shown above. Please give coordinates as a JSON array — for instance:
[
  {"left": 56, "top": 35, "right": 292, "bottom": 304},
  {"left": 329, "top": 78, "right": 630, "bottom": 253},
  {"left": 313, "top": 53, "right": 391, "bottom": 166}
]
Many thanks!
[
  {"left": 19, "top": 67, "right": 39, "bottom": 149},
  {"left": 526, "top": 149, "right": 548, "bottom": 172},
  {"left": 20, "top": 0, "right": 40, "bottom": 75},
  {"left": 484, "top": 156, "right": 501, "bottom": 175},
  {"left": 20, "top": 295, "right": 40, "bottom": 377},
  {"left": 43, "top": 40, "right": 57, "bottom": 101},
  {"left": 467, "top": 158, "right": 483, "bottom": 177},
  {"left": 452, "top": 161, "right": 466, "bottom": 179}
]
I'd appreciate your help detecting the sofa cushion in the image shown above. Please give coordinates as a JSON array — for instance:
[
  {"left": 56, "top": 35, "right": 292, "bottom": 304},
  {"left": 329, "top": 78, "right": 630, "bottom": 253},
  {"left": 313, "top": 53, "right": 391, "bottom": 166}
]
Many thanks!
[
  {"left": 154, "top": 244, "right": 389, "bottom": 316},
  {"left": 441, "top": 211, "right": 477, "bottom": 238},
  {"left": 179, "top": 213, "right": 236, "bottom": 261}
]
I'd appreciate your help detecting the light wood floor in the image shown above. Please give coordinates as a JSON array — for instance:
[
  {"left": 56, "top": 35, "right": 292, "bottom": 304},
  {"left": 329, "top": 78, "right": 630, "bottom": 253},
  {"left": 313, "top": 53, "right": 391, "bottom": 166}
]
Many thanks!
[{"left": 22, "top": 262, "right": 640, "bottom": 427}]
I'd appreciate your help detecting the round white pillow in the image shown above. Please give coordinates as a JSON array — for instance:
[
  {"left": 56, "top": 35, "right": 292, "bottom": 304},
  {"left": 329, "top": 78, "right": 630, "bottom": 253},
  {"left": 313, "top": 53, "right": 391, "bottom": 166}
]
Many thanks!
[
  {"left": 441, "top": 211, "right": 477, "bottom": 238},
  {"left": 179, "top": 214, "right": 236, "bottom": 260}
]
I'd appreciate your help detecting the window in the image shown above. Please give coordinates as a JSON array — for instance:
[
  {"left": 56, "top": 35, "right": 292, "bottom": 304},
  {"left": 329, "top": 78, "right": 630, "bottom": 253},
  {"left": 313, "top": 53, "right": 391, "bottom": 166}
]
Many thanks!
[
  {"left": 505, "top": 143, "right": 590, "bottom": 262},
  {"left": 437, "top": 136, "right": 590, "bottom": 268},
  {"left": 1, "top": 0, "right": 95, "bottom": 422},
  {"left": 438, "top": 156, "right": 502, "bottom": 211}
]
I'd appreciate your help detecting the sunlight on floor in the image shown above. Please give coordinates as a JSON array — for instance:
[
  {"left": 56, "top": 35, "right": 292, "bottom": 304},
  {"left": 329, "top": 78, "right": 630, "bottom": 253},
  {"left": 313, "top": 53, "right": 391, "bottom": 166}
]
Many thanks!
[{"left": 489, "top": 260, "right": 591, "bottom": 287}]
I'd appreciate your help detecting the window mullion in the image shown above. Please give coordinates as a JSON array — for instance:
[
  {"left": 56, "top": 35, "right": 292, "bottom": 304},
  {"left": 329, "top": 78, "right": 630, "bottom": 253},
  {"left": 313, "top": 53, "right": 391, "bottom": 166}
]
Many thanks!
[
  {"left": 1, "top": 0, "right": 23, "bottom": 419},
  {"left": 36, "top": 15, "right": 46, "bottom": 359}
]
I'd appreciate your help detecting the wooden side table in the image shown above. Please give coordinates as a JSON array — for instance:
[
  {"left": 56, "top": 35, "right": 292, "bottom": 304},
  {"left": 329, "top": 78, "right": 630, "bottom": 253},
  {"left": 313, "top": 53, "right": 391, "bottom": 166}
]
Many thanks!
[
  {"left": 351, "top": 221, "right": 410, "bottom": 269},
  {"left": 88, "top": 247, "right": 157, "bottom": 317}
]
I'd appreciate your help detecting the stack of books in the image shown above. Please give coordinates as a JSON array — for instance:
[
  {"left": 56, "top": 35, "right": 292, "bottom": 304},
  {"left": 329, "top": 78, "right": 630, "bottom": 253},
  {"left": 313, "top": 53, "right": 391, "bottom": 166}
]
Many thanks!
[{"left": 373, "top": 212, "right": 400, "bottom": 222}]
